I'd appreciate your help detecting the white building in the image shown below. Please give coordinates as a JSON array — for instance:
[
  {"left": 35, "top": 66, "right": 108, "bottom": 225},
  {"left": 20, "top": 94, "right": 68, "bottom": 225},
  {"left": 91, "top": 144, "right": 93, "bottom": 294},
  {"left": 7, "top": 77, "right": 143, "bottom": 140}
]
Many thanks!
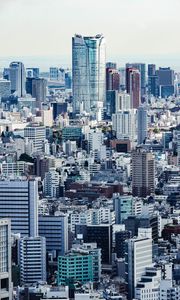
[
  {"left": 112, "top": 109, "right": 137, "bottom": 140},
  {"left": 115, "top": 92, "right": 131, "bottom": 112},
  {"left": 24, "top": 125, "right": 46, "bottom": 152},
  {"left": 135, "top": 267, "right": 161, "bottom": 300},
  {"left": 125, "top": 236, "right": 153, "bottom": 299}
]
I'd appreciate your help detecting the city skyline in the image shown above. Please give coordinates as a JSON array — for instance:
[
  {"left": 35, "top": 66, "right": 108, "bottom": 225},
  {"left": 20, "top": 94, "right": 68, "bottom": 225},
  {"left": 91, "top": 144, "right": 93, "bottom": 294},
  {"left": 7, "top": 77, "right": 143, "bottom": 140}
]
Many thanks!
[{"left": 0, "top": 0, "right": 180, "bottom": 70}]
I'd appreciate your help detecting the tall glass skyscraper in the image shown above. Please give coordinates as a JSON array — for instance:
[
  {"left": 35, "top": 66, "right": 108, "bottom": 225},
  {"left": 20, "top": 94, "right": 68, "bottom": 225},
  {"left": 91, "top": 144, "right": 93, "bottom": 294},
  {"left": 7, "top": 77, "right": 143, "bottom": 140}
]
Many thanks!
[{"left": 72, "top": 34, "right": 106, "bottom": 120}]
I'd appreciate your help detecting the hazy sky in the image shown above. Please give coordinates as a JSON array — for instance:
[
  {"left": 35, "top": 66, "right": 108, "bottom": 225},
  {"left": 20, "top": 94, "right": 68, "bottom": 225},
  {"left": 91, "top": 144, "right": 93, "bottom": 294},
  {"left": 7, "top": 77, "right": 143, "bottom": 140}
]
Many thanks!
[{"left": 0, "top": 0, "right": 180, "bottom": 69}]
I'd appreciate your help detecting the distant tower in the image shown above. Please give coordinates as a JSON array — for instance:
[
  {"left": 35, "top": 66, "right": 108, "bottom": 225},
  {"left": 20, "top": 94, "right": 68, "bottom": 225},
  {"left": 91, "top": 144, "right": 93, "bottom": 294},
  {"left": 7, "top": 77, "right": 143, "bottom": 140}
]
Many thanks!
[
  {"left": 32, "top": 78, "right": 47, "bottom": 109},
  {"left": 126, "top": 67, "right": 141, "bottom": 108},
  {"left": 72, "top": 34, "right": 106, "bottom": 120},
  {"left": 137, "top": 106, "right": 148, "bottom": 145},
  {"left": 9, "top": 61, "right": 26, "bottom": 97},
  {"left": 132, "top": 148, "right": 155, "bottom": 197},
  {"left": 126, "top": 63, "right": 146, "bottom": 96}
]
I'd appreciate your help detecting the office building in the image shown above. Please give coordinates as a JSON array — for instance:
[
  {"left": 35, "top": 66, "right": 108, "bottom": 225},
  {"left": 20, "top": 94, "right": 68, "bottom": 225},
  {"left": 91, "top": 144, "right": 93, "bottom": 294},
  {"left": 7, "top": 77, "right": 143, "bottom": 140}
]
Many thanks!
[
  {"left": 106, "top": 67, "right": 120, "bottom": 91},
  {"left": 72, "top": 34, "right": 106, "bottom": 120},
  {"left": 160, "top": 280, "right": 180, "bottom": 300},
  {"left": 125, "top": 237, "right": 152, "bottom": 299},
  {"left": 19, "top": 236, "right": 46, "bottom": 285},
  {"left": 62, "top": 126, "right": 82, "bottom": 147},
  {"left": 24, "top": 125, "right": 46, "bottom": 152},
  {"left": 0, "top": 79, "right": 11, "bottom": 98},
  {"left": 106, "top": 90, "right": 117, "bottom": 118},
  {"left": 32, "top": 78, "right": 47, "bottom": 109},
  {"left": 83, "top": 224, "right": 112, "bottom": 264},
  {"left": 39, "top": 214, "right": 68, "bottom": 258},
  {"left": 126, "top": 63, "right": 146, "bottom": 96},
  {"left": 112, "top": 109, "right": 137, "bottom": 140},
  {"left": 43, "top": 168, "right": 60, "bottom": 198},
  {"left": 126, "top": 67, "right": 141, "bottom": 108},
  {"left": 156, "top": 67, "right": 174, "bottom": 98},
  {"left": 113, "top": 194, "right": 133, "bottom": 224},
  {"left": 0, "top": 180, "right": 38, "bottom": 237},
  {"left": 132, "top": 147, "right": 155, "bottom": 197},
  {"left": 58, "top": 243, "right": 101, "bottom": 285},
  {"left": 115, "top": 230, "right": 131, "bottom": 258},
  {"left": 26, "top": 68, "right": 39, "bottom": 78},
  {"left": 9, "top": 61, "right": 26, "bottom": 97},
  {"left": 137, "top": 106, "right": 148, "bottom": 145},
  {"left": 0, "top": 219, "right": 12, "bottom": 300}
]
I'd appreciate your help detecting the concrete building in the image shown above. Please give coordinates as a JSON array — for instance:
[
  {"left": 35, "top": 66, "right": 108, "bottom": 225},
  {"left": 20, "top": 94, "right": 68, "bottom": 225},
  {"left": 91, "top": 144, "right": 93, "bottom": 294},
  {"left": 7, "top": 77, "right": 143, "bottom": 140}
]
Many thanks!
[
  {"left": 39, "top": 214, "right": 68, "bottom": 258},
  {"left": 32, "top": 78, "right": 47, "bottom": 109},
  {"left": 19, "top": 236, "right": 46, "bottom": 285},
  {"left": 43, "top": 168, "right": 60, "bottom": 198},
  {"left": 24, "top": 125, "right": 46, "bottom": 152},
  {"left": 0, "top": 219, "right": 12, "bottom": 300},
  {"left": 113, "top": 194, "right": 133, "bottom": 224},
  {"left": 0, "top": 180, "right": 38, "bottom": 237},
  {"left": 125, "top": 236, "right": 152, "bottom": 299},
  {"left": 132, "top": 147, "right": 155, "bottom": 197},
  {"left": 0, "top": 79, "right": 11, "bottom": 98},
  {"left": 9, "top": 61, "right": 26, "bottom": 97},
  {"left": 126, "top": 67, "right": 141, "bottom": 108},
  {"left": 137, "top": 106, "right": 148, "bottom": 145},
  {"left": 112, "top": 109, "right": 137, "bottom": 140}
]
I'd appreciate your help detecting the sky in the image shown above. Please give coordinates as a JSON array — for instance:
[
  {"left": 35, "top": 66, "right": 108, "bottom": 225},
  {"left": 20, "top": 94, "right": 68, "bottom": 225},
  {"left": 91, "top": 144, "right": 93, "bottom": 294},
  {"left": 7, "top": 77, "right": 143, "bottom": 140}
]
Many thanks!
[{"left": 0, "top": 0, "right": 180, "bottom": 70}]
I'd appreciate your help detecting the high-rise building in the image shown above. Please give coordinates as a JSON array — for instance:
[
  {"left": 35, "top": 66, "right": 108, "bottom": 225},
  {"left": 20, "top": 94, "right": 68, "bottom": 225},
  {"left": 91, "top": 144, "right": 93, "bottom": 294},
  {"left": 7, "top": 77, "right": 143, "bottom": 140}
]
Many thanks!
[
  {"left": 72, "top": 34, "right": 106, "bottom": 120},
  {"left": 126, "top": 68, "right": 141, "bottom": 108},
  {"left": 125, "top": 237, "right": 152, "bottom": 299},
  {"left": 156, "top": 67, "right": 174, "bottom": 98},
  {"left": 0, "top": 79, "right": 11, "bottom": 99},
  {"left": 9, "top": 61, "right": 26, "bottom": 97},
  {"left": 26, "top": 68, "right": 39, "bottom": 78},
  {"left": 106, "top": 90, "right": 117, "bottom": 118},
  {"left": 24, "top": 125, "right": 46, "bottom": 152},
  {"left": 43, "top": 168, "right": 60, "bottom": 198},
  {"left": 0, "top": 180, "right": 38, "bottom": 237},
  {"left": 148, "top": 64, "right": 156, "bottom": 76},
  {"left": 126, "top": 63, "right": 146, "bottom": 96},
  {"left": 137, "top": 106, "right": 148, "bottom": 145},
  {"left": 106, "top": 68, "right": 120, "bottom": 91},
  {"left": 18, "top": 236, "right": 46, "bottom": 285},
  {"left": 32, "top": 78, "right": 47, "bottom": 109},
  {"left": 113, "top": 194, "right": 133, "bottom": 224},
  {"left": 0, "top": 219, "right": 12, "bottom": 300},
  {"left": 39, "top": 214, "right": 68, "bottom": 258},
  {"left": 83, "top": 224, "right": 112, "bottom": 264},
  {"left": 112, "top": 109, "right": 137, "bottom": 140},
  {"left": 132, "top": 148, "right": 155, "bottom": 197}
]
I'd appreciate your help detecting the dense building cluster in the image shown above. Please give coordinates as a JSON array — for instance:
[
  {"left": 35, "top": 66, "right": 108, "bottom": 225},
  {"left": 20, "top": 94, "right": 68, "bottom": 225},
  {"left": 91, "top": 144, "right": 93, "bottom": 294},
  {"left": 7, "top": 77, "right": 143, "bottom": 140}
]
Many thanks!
[{"left": 0, "top": 34, "right": 179, "bottom": 300}]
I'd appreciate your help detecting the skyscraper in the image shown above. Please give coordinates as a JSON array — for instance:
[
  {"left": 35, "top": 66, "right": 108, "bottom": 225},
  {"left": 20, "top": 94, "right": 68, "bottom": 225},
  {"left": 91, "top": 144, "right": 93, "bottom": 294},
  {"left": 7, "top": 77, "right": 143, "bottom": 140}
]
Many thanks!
[
  {"left": 9, "top": 61, "right": 26, "bottom": 97},
  {"left": 156, "top": 67, "right": 174, "bottom": 98},
  {"left": 137, "top": 106, "right": 148, "bottom": 145},
  {"left": 72, "top": 34, "right": 106, "bottom": 120},
  {"left": 32, "top": 78, "right": 47, "bottom": 109},
  {"left": 132, "top": 148, "right": 155, "bottom": 197},
  {"left": 106, "top": 67, "right": 120, "bottom": 91},
  {"left": 126, "top": 67, "right": 141, "bottom": 108},
  {"left": 0, "top": 219, "right": 12, "bottom": 300},
  {"left": 0, "top": 180, "right": 38, "bottom": 237},
  {"left": 126, "top": 63, "right": 146, "bottom": 96}
]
